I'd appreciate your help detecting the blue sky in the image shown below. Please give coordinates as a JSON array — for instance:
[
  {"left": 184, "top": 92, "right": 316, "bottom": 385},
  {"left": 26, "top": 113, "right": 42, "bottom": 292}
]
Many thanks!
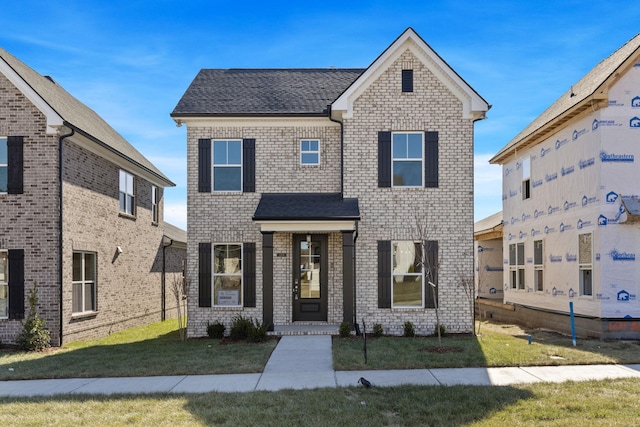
[{"left": 2, "top": 1, "right": 640, "bottom": 230}]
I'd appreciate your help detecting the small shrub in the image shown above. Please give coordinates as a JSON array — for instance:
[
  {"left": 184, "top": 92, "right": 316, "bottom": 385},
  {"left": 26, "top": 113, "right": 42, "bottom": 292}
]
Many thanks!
[
  {"left": 403, "top": 321, "right": 415, "bottom": 337},
  {"left": 248, "top": 318, "right": 269, "bottom": 343},
  {"left": 372, "top": 323, "right": 384, "bottom": 337},
  {"left": 16, "top": 283, "right": 51, "bottom": 351},
  {"left": 206, "top": 321, "right": 225, "bottom": 339},
  {"left": 339, "top": 322, "right": 351, "bottom": 338},
  {"left": 437, "top": 323, "right": 447, "bottom": 337},
  {"left": 229, "top": 315, "right": 253, "bottom": 340}
]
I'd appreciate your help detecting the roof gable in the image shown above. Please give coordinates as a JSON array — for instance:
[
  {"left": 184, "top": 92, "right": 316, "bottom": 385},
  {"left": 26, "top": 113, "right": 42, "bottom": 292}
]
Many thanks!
[
  {"left": 491, "top": 33, "right": 640, "bottom": 164},
  {"left": 331, "top": 27, "right": 489, "bottom": 120},
  {"left": 0, "top": 47, "right": 174, "bottom": 187}
]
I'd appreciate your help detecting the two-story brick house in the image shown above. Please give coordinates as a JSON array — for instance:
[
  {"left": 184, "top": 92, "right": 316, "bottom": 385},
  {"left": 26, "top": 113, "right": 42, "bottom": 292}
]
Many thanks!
[
  {"left": 490, "top": 33, "right": 640, "bottom": 339},
  {"left": 0, "top": 47, "right": 183, "bottom": 346},
  {"left": 172, "top": 28, "right": 489, "bottom": 336}
]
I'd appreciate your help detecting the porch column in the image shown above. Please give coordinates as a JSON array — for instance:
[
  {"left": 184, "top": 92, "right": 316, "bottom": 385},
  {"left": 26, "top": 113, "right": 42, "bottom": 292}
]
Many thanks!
[
  {"left": 342, "top": 231, "right": 354, "bottom": 326},
  {"left": 262, "top": 231, "right": 274, "bottom": 331}
]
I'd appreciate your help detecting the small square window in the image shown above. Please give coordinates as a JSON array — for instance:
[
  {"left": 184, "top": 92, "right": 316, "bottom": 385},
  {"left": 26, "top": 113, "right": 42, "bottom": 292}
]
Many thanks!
[
  {"left": 213, "top": 140, "right": 242, "bottom": 191},
  {"left": 300, "top": 140, "right": 320, "bottom": 165}
]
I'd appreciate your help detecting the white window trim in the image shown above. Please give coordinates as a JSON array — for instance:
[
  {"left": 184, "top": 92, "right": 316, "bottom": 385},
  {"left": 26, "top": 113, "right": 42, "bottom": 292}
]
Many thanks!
[
  {"left": 119, "top": 170, "right": 135, "bottom": 216},
  {"left": 509, "top": 242, "right": 526, "bottom": 290},
  {"left": 300, "top": 139, "right": 321, "bottom": 166},
  {"left": 0, "top": 249, "right": 8, "bottom": 319},
  {"left": 72, "top": 251, "right": 97, "bottom": 314},
  {"left": 212, "top": 139, "right": 243, "bottom": 193},
  {"left": 0, "top": 136, "right": 8, "bottom": 194},
  {"left": 391, "top": 241, "right": 425, "bottom": 309},
  {"left": 392, "top": 131, "right": 424, "bottom": 188},
  {"left": 151, "top": 185, "right": 159, "bottom": 223},
  {"left": 212, "top": 243, "right": 243, "bottom": 307}
]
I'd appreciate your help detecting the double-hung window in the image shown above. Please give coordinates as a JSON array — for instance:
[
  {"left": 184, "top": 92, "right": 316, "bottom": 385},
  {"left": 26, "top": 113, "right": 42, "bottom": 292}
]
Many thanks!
[
  {"left": 534, "top": 240, "right": 544, "bottom": 292},
  {"left": 0, "top": 250, "right": 7, "bottom": 318},
  {"left": 213, "top": 244, "right": 242, "bottom": 306},
  {"left": 392, "top": 241, "right": 424, "bottom": 308},
  {"left": 0, "top": 137, "right": 7, "bottom": 193},
  {"left": 509, "top": 243, "right": 525, "bottom": 290},
  {"left": 151, "top": 185, "right": 159, "bottom": 223},
  {"left": 579, "top": 233, "right": 593, "bottom": 296},
  {"left": 72, "top": 251, "right": 96, "bottom": 313},
  {"left": 119, "top": 170, "right": 135, "bottom": 215},
  {"left": 213, "top": 140, "right": 242, "bottom": 191},
  {"left": 522, "top": 156, "right": 531, "bottom": 200},
  {"left": 392, "top": 132, "right": 423, "bottom": 187},
  {"left": 300, "top": 139, "right": 320, "bottom": 165}
]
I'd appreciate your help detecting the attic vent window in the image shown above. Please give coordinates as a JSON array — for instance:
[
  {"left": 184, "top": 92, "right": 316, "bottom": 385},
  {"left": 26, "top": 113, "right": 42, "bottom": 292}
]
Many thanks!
[{"left": 402, "top": 69, "right": 413, "bottom": 93}]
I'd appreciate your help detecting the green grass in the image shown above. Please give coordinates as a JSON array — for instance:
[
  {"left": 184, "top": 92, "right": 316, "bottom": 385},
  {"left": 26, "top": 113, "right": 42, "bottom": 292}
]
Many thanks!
[
  {"left": 333, "top": 321, "right": 640, "bottom": 370},
  {"left": 0, "top": 320, "right": 277, "bottom": 380},
  {"left": 1, "top": 378, "right": 639, "bottom": 426}
]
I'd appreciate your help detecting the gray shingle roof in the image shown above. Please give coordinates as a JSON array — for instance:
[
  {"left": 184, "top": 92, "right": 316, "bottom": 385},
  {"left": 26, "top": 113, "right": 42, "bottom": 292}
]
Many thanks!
[
  {"left": 492, "top": 33, "right": 640, "bottom": 163},
  {"left": 253, "top": 193, "right": 360, "bottom": 221},
  {"left": 0, "top": 47, "right": 174, "bottom": 186},
  {"left": 171, "top": 68, "right": 365, "bottom": 116}
]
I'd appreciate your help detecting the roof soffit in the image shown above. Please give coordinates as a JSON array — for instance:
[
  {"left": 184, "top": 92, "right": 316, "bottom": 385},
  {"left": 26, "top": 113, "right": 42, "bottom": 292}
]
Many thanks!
[
  {"left": 331, "top": 28, "right": 489, "bottom": 120},
  {"left": 0, "top": 57, "right": 63, "bottom": 133}
]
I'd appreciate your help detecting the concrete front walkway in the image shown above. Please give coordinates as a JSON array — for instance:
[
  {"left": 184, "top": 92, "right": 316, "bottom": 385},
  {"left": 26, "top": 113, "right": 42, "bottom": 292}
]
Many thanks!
[{"left": 2, "top": 336, "right": 640, "bottom": 397}]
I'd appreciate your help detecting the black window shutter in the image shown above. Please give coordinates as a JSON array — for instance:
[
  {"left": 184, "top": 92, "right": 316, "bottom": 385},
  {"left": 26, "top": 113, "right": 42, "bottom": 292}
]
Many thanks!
[
  {"left": 402, "top": 70, "right": 413, "bottom": 92},
  {"left": 198, "top": 242, "right": 212, "bottom": 307},
  {"left": 377, "top": 240, "right": 391, "bottom": 308},
  {"left": 198, "top": 139, "right": 211, "bottom": 193},
  {"left": 425, "top": 240, "right": 438, "bottom": 308},
  {"left": 243, "top": 242, "right": 256, "bottom": 307},
  {"left": 425, "top": 131, "right": 439, "bottom": 188},
  {"left": 378, "top": 131, "right": 391, "bottom": 188},
  {"left": 243, "top": 138, "right": 256, "bottom": 193},
  {"left": 8, "top": 249, "right": 25, "bottom": 320},
  {"left": 7, "top": 136, "right": 24, "bottom": 194}
]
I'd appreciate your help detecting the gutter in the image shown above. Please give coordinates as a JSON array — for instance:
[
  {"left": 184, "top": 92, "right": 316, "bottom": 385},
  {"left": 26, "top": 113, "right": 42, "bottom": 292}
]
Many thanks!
[
  {"left": 327, "top": 105, "right": 344, "bottom": 198},
  {"left": 58, "top": 126, "right": 75, "bottom": 346},
  {"left": 161, "top": 237, "right": 175, "bottom": 321}
]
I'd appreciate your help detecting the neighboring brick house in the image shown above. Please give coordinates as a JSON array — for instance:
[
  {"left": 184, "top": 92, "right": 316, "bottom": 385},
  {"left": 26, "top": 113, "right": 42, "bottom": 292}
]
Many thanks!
[
  {"left": 0, "top": 47, "right": 184, "bottom": 346},
  {"left": 172, "top": 28, "right": 489, "bottom": 336},
  {"left": 489, "top": 33, "right": 640, "bottom": 338}
]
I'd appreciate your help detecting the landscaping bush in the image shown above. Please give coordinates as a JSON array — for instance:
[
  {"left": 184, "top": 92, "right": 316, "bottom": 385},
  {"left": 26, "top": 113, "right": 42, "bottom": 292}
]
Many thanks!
[
  {"left": 16, "top": 283, "right": 51, "bottom": 351},
  {"left": 339, "top": 322, "right": 351, "bottom": 338},
  {"left": 206, "top": 321, "right": 225, "bottom": 339},
  {"left": 248, "top": 319, "right": 269, "bottom": 343},
  {"left": 372, "top": 323, "right": 384, "bottom": 337},
  {"left": 437, "top": 323, "right": 447, "bottom": 337},
  {"left": 229, "top": 315, "right": 253, "bottom": 340},
  {"left": 403, "top": 321, "right": 415, "bottom": 337}
]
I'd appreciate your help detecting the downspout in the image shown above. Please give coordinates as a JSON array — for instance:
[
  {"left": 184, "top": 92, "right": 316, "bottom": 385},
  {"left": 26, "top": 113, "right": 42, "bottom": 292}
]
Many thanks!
[
  {"left": 352, "top": 221, "right": 359, "bottom": 334},
  {"left": 161, "top": 237, "right": 174, "bottom": 321},
  {"left": 58, "top": 126, "right": 75, "bottom": 347},
  {"left": 327, "top": 105, "right": 344, "bottom": 198}
]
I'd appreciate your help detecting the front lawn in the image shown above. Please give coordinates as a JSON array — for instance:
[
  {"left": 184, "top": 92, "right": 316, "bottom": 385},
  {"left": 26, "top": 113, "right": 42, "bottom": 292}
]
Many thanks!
[
  {"left": 0, "top": 320, "right": 277, "bottom": 380},
  {"left": 333, "top": 320, "right": 640, "bottom": 370}
]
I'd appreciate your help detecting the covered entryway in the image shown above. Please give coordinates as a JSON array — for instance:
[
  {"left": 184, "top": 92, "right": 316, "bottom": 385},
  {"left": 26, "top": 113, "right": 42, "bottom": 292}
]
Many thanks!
[{"left": 253, "top": 193, "right": 360, "bottom": 330}]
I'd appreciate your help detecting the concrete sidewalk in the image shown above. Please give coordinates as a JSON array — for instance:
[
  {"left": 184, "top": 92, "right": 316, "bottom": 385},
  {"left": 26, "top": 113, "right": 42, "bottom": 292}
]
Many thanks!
[{"left": 2, "top": 336, "right": 640, "bottom": 397}]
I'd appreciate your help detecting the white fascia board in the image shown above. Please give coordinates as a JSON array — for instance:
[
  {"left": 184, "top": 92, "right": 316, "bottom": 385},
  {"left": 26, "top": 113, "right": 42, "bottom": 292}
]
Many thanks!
[
  {"left": 67, "top": 132, "right": 170, "bottom": 187},
  {"left": 0, "top": 59, "right": 63, "bottom": 134},
  {"left": 173, "top": 116, "right": 336, "bottom": 128},
  {"left": 255, "top": 220, "right": 357, "bottom": 233},
  {"left": 332, "top": 29, "right": 489, "bottom": 120}
]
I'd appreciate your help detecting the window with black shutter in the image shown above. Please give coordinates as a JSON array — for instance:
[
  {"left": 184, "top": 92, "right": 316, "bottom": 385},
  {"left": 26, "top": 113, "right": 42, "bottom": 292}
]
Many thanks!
[
  {"left": 198, "top": 243, "right": 212, "bottom": 307},
  {"left": 402, "top": 69, "right": 413, "bottom": 92},
  {"left": 377, "top": 240, "right": 391, "bottom": 308},
  {"left": 8, "top": 249, "right": 25, "bottom": 320}
]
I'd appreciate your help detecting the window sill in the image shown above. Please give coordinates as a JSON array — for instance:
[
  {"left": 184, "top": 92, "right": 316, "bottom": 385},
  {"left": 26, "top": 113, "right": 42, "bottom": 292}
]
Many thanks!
[
  {"left": 391, "top": 307, "right": 426, "bottom": 311},
  {"left": 71, "top": 311, "right": 98, "bottom": 321},
  {"left": 211, "top": 306, "right": 244, "bottom": 311},
  {"left": 119, "top": 212, "right": 137, "bottom": 221}
]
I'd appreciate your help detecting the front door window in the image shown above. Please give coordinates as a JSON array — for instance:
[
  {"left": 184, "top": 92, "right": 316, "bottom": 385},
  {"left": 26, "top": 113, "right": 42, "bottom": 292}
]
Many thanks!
[{"left": 293, "top": 234, "right": 327, "bottom": 321}]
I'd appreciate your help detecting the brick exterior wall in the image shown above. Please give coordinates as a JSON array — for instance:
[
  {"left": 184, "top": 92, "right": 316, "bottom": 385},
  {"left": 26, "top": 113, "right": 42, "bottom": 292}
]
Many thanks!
[
  {"left": 0, "top": 73, "right": 61, "bottom": 345},
  {"left": 186, "top": 50, "right": 476, "bottom": 337},
  {"left": 0, "top": 72, "right": 184, "bottom": 346},
  {"left": 344, "top": 50, "right": 475, "bottom": 335}
]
